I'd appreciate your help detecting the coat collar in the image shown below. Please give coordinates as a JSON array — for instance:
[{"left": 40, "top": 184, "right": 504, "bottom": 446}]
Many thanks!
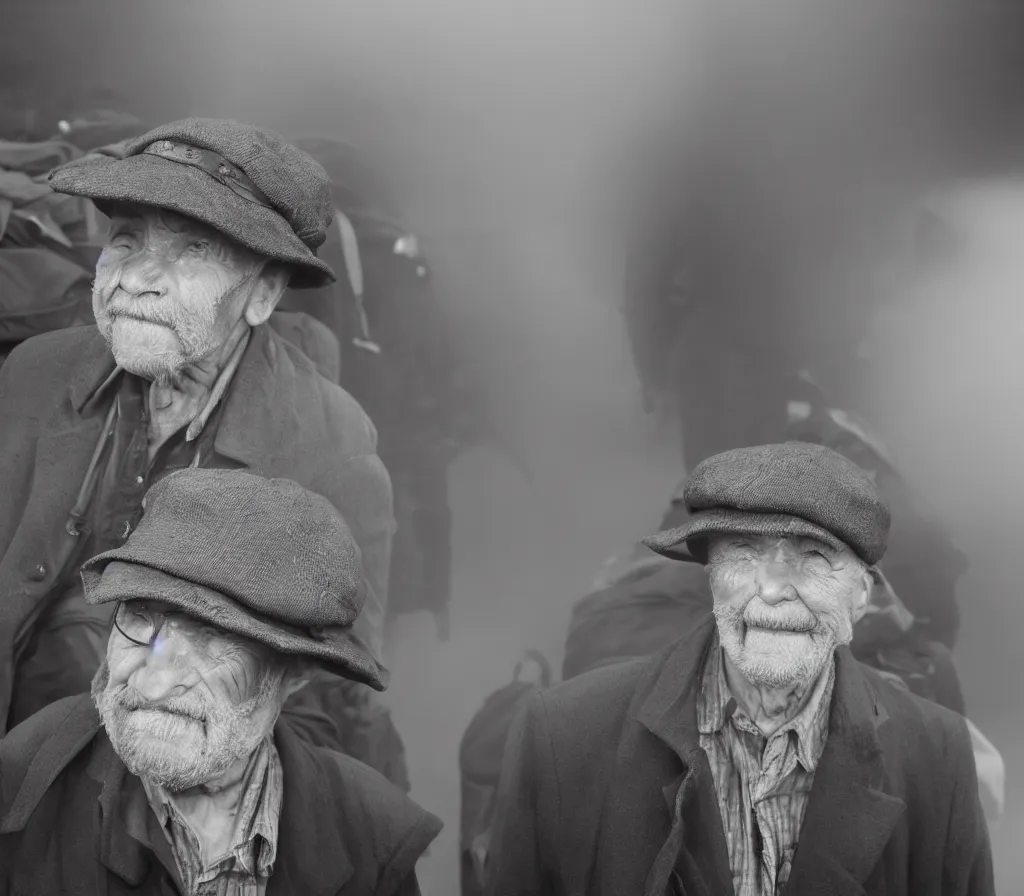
[
  {"left": 783, "top": 647, "right": 905, "bottom": 895},
  {"left": 265, "top": 719, "right": 355, "bottom": 896},
  {"left": 630, "top": 614, "right": 716, "bottom": 762},
  {"left": 68, "top": 323, "right": 290, "bottom": 470},
  {"left": 631, "top": 615, "right": 906, "bottom": 896},
  {"left": 85, "top": 708, "right": 355, "bottom": 895},
  {"left": 2, "top": 697, "right": 356, "bottom": 895}
]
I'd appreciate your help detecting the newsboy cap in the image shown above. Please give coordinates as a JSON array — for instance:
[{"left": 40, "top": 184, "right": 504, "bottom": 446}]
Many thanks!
[
  {"left": 80, "top": 468, "right": 388, "bottom": 690},
  {"left": 643, "top": 442, "right": 891, "bottom": 566},
  {"left": 47, "top": 118, "right": 336, "bottom": 288}
]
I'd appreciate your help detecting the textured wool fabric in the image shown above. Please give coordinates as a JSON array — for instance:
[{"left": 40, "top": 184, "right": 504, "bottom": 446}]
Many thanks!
[
  {"left": 79, "top": 468, "right": 387, "bottom": 690},
  {"left": 643, "top": 441, "right": 891, "bottom": 566},
  {"left": 47, "top": 118, "right": 336, "bottom": 288}
]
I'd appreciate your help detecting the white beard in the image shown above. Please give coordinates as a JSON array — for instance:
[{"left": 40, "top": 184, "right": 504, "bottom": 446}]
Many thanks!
[
  {"left": 713, "top": 602, "right": 853, "bottom": 689},
  {"left": 92, "top": 659, "right": 283, "bottom": 793}
]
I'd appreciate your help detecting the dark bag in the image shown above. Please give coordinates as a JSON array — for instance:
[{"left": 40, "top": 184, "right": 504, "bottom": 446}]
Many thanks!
[
  {"left": 562, "top": 556, "right": 712, "bottom": 681},
  {"left": 459, "top": 650, "right": 552, "bottom": 896}
]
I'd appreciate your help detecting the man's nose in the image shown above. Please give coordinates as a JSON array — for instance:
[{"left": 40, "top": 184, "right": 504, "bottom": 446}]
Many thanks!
[
  {"left": 754, "top": 561, "right": 799, "bottom": 605},
  {"left": 117, "top": 255, "right": 169, "bottom": 299},
  {"left": 128, "top": 629, "right": 196, "bottom": 703}
]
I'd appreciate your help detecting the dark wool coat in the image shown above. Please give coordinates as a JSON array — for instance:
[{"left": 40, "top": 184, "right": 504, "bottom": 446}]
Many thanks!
[
  {"left": 0, "top": 695, "right": 442, "bottom": 895},
  {"left": 0, "top": 322, "right": 394, "bottom": 734},
  {"left": 486, "top": 615, "right": 994, "bottom": 896}
]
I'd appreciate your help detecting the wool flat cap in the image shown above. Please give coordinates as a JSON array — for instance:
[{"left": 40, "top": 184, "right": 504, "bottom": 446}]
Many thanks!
[
  {"left": 47, "top": 117, "right": 336, "bottom": 288},
  {"left": 643, "top": 442, "right": 891, "bottom": 566},
  {"left": 80, "top": 468, "right": 388, "bottom": 690}
]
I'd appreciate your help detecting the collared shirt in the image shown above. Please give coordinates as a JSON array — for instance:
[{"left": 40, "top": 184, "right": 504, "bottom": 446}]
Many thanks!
[
  {"left": 697, "top": 635, "right": 835, "bottom": 896},
  {"left": 142, "top": 736, "right": 284, "bottom": 896}
]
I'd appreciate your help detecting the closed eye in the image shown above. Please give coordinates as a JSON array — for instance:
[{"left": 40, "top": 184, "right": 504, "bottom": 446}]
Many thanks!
[{"left": 108, "top": 231, "right": 135, "bottom": 248}]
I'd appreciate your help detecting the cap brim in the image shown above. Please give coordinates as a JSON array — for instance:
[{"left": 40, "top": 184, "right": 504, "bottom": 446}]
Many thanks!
[
  {"left": 49, "top": 153, "right": 335, "bottom": 289},
  {"left": 641, "top": 509, "right": 848, "bottom": 564},
  {"left": 82, "top": 560, "right": 389, "bottom": 691}
]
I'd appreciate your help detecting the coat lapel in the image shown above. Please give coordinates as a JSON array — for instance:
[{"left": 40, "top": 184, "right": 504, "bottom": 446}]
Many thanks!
[
  {"left": 269, "top": 720, "right": 355, "bottom": 896},
  {"left": 631, "top": 616, "right": 736, "bottom": 896},
  {"left": 91, "top": 734, "right": 162, "bottom": 887},
  {"left": 783, "top": 649, "right": 906, "bottom": 896},
  {"left": 214, "top": 324, "right": 293, "bottom": 471}
]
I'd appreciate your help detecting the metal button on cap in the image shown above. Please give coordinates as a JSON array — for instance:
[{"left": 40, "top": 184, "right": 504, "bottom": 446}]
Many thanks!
[{"left": 28, "top": 563, "right": 47, "bottom": 581}]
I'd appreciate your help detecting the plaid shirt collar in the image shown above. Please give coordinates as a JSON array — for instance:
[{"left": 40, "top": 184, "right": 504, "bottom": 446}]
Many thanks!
[
  {"left": 697, "top": 631, "right": 835, "bottom": 774},
  {"left": 142, "top": 734, "right": 283, "bottom": 885}
]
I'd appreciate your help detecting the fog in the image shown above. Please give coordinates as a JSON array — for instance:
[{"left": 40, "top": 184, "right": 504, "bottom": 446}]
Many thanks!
[{"left": 6, "top": 1, "right": 1024, "bottom": 891}]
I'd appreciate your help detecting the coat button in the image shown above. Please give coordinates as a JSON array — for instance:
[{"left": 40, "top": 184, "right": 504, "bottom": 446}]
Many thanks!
[{"left": 28, "top": 563, "right": 47, "bottom": 581}]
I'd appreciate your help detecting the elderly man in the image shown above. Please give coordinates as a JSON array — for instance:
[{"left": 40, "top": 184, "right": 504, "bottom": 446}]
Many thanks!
[
  {"left": 486, "top": 443, "right": 994, "bottom": 896},
  {"left": 0, "top": 118, "right": 392, "bottom": 735},
  {"left": 0, "top": 469, "right": 440, "bottom": 895}
]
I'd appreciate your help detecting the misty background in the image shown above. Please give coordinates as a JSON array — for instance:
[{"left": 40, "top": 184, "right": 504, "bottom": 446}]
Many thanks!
[{"left": 4, "top": 1, "right": 1023, "bottom": 892}]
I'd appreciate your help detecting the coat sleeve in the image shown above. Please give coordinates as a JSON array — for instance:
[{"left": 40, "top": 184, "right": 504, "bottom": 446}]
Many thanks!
[
  {"left": 485, "top": 692, "right": 562, "bottom": 896},
  {"left": 943, "top": 717, "right": 996, "bottom": 896},
  {"left": 314, "top": 450, "right": 394, "bottom": 661},
  {"left": 0, "top": 343, "right": 41, "bottom": 561}
]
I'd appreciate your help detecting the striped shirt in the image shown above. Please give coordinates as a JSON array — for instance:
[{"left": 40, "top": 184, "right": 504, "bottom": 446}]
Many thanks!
[
  {"left": 697, "top": 637, "right": 835, "bottom": 896},
  {"left": 143, "top": 736, "right": 283, "bottom": 896}
]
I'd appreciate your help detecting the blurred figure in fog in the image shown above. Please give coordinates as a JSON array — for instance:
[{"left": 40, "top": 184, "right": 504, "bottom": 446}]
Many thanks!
[
  {"left": 487, "top": 443, "right": 993, "bottom": 896},
  {"left": 285, "top": 137, "right": 477, "bottom": 641},
  {"left": 783, "top": 369, "right": 967, "bottom": 649},
  {"left": 0, "top": 469, "right": 439, "bottom": 896},
  {"left": 0, "top": 118, "right": 392, "bottom": 746}
]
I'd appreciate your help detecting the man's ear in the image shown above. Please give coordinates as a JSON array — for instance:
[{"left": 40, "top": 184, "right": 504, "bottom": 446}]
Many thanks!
[
  {"left": 281, "top": 657, "right": 312, "bottom": 699},
  {"left": 851, "top": 567, "right": 876, "bottom": 624},
  {"left": 243, "top": 262, "right": 291, "bottom": 327}
]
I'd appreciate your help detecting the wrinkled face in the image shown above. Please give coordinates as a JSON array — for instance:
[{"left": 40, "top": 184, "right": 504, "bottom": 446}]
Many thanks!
[
  {"left": 92, "top": 599, "right": 296, "bottom": 792},
  {"left": 93, "top": 205, "right": 268, "bottom": 381},
  {"left": 707, "top": 534, "right": 872, "bottom": 689}
]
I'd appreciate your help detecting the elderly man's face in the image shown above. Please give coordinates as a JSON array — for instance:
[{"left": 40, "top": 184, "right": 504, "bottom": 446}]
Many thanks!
[
  {"left": 92, "top": 599, "right": 298, "bottom": 792},
  {"left": 707, "top": 534, "right": 872, "bottom": 690},
  {"left": 92, "top": 205, "right": 281, "bottom": 381}
]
